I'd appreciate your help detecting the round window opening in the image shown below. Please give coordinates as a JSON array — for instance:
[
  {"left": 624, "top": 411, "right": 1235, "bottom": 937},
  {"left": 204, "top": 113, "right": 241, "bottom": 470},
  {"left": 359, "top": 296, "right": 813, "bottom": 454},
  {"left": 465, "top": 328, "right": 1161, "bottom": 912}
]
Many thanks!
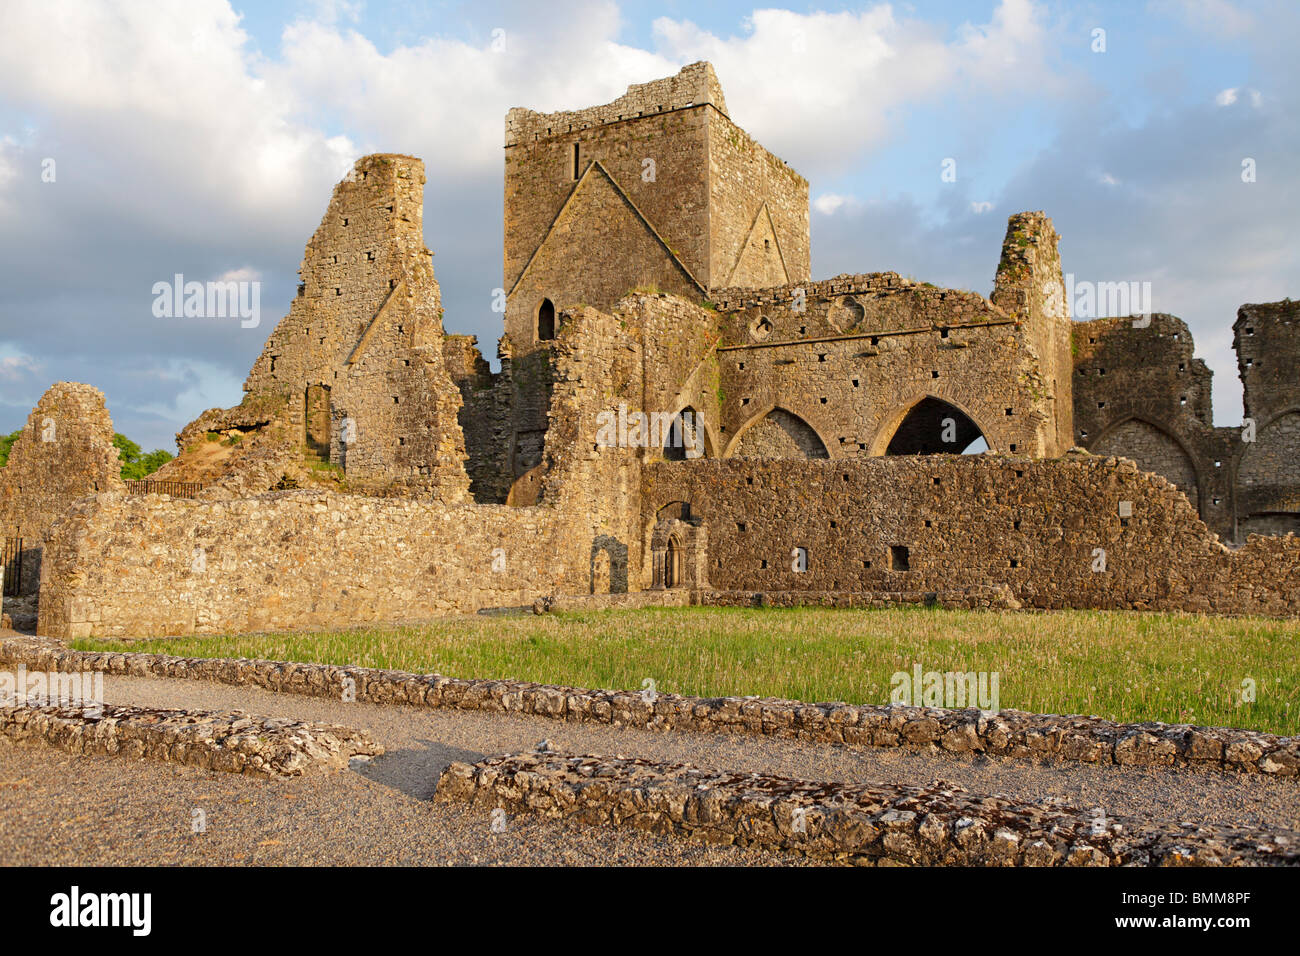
[{"left": 749, "top": 316, "right": 773, "bottom": 341}]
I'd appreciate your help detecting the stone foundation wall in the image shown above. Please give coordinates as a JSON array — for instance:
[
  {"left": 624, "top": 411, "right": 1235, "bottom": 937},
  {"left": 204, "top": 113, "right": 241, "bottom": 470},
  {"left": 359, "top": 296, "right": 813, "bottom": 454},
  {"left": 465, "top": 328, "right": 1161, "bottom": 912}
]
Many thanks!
[
  {"left": 436, "top": 751, "right": 1299, "bottom": 866},
  {"left": 0, "top": 700, "right": 380, "bottom": 777},
  {"left": 4, "top": 636, "right": 1295, "bottom": 777}
]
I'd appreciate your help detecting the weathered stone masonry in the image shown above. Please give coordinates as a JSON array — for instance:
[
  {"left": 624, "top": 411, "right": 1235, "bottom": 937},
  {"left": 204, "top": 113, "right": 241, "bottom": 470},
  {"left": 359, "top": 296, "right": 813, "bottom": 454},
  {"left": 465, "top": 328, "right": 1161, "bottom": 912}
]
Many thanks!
[
  {"left": 436, "top": 752, "right": 1299, "bottom": 866},
  {"left": 1075, "top": 300, "right": 1300, "bottom": 541},
  {"left": 0, "top": 383, "right": 123, "bottom": 628},
  {"left": 640, "top": 456, "right": 1300, "bottom": 615},
  {"left": 0, "top": 700, "right": 381, "bottom": 777},
  {"left": 6, "top": 61, "right": 1300, "bottom": 639},
  {"left": 4, "top": 634, "right": 1295, "bottom": 778}
]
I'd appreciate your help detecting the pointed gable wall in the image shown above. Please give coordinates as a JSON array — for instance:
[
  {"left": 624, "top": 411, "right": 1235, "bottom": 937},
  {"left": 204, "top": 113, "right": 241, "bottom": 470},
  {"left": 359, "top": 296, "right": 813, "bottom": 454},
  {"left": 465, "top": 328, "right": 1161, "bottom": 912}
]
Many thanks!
[
  {"left": 725, "top": 203, "right": 792, "bottom": 288},
  {"left": 504, "top": 163, "right": 704, "bottom": 348}
]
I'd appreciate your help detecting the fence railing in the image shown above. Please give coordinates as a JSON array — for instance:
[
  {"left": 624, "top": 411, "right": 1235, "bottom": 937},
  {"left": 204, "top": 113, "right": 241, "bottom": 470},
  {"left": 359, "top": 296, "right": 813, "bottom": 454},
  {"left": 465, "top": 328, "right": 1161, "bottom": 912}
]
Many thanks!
[{"left": 124, "top": 479, "right": 205, "bottom": 498}]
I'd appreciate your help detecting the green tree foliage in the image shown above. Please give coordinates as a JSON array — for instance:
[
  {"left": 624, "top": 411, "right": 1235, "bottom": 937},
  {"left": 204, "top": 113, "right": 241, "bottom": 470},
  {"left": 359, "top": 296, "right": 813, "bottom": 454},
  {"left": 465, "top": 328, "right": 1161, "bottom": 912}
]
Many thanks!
[
  {"left": 0, "top": 429, "right": 19, "bottom": 468},
  {"left": 0, "top": 429, "right": 171, "bottom": 478},
  {"left": 113, "top": 433, "right": 173, "bottom": 481}
]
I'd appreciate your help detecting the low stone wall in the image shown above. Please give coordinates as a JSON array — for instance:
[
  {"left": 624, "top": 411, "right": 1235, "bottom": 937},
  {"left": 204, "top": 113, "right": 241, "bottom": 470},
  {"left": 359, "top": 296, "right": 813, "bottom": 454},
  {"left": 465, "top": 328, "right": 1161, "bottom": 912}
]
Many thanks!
[
  {"left": 435, "top": 752, "right": 1299, "bottom": 866},
  {"left": 642, "top": 456, "right": 1300, "bottom": 616},
  {"left": 0, "top": 699, "right": 381, "bottom": 777},
  {"left": 37, "top": 490, "right": 575, "bottom": 638},
  {"left": 693, "top": 586, "right": 1021, "bottom": 610},
  {"left": 3, "top": 635, "right": 1294, "bottom": 777}
]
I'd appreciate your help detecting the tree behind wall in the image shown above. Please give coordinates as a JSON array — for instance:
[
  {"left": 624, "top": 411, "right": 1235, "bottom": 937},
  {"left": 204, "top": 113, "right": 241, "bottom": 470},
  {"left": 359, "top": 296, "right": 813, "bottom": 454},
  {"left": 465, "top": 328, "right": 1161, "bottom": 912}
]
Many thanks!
[{"left": 112, "top": 433, "right": 173, "bottom": 481}]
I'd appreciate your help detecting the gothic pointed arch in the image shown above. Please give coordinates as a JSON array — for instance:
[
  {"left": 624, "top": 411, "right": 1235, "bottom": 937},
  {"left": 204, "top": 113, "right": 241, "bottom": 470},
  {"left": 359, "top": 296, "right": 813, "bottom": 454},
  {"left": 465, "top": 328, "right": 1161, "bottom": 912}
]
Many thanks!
[
  {"left": 724, "top": 406, "right": 830, "bottom": 459},
  {"left": 872, "top": 395, "right": 989, "bottom": 456}
]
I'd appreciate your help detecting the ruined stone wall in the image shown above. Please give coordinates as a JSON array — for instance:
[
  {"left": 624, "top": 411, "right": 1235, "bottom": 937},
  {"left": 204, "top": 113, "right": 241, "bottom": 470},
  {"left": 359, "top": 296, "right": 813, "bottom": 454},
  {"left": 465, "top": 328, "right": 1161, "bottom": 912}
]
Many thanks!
[
  {"left": 639, "top": 456, "right": 1300, "bottom": 616},
  {"left": 1072, "top": 313, "right": 1230, "bottom": 530},
  {"left": 991, "top": 212, "right": 1073, "bottom": 456},
  {"left": 709, "top": 273, "right": 1052, "bottom": 459},
  {"left": 36, "top": 305, "right": 651, "bottom": 638},
  {"left": 706, "top": 111, "right": 809, "bottom": 288},
  {"left": 234, "top": 154, "right": 468, "bottom": 501},
  {"left": 437, "top": 752, "right": 1297, "bottom": 866},
  {"left": 442, "top": 335, "right": 514, "bottom": 502},
  {"left": 633, "top": 294, "right": 724, "bottom": 457},
  {"left": 1235, "top": 300, "right": 1300, "bottom": 426},
  {"left": 536, "top": 305, "right": 647, "bottom": 592},
  {"left": 1071, "top": 306, "right": 1300, "bottom": 541},
  {"left": 0, "top": 383, "right": 124, "bottom": 599},
  {"left": 36, "top": 491, "right": 571, "bottom": 638},
  {"left": 1233, "top": 301, "right": 1300, "bottom": 535}
]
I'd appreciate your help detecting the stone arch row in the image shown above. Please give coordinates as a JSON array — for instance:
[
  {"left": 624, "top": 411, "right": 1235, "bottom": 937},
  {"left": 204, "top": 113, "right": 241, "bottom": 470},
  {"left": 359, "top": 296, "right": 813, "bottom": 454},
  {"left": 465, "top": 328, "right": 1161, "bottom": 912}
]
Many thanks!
[
  {"left": 659, "top": 395, "right": 992, "bottom": 462},
  {"left": 1089, "top": 408, "right": 1300, "bottom": 536}
]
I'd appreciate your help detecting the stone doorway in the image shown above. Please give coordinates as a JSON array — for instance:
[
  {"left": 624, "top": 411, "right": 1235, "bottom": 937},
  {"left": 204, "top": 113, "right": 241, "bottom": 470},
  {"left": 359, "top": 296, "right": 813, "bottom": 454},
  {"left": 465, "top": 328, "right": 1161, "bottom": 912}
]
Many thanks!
[
  {"left": 650, "top": 514, "right": 707, "bottom": 591},
  {"left": 305, "top": 384, "right": 331, "bottom": 462},
  {"left": 665, "top": 536, "right": 682, "bottom": 588}
]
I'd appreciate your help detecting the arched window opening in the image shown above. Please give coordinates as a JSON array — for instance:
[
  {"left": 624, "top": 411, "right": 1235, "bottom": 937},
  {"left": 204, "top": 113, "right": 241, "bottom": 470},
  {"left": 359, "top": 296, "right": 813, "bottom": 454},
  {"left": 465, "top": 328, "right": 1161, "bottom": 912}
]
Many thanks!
[
  {"left": 662, "top": 407, "right": 709, "bottom": 460},
  {"left": 537, "top": 298, "right": 556, "bottom": 341},
  {"left": 885, "top": 397, "right": 986, "bottom": 455}
]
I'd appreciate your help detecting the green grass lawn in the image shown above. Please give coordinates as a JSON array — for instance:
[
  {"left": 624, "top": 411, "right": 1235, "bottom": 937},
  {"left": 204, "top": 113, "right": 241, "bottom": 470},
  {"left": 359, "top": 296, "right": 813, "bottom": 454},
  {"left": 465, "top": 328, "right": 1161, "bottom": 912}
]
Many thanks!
[{"left": 73, "top": 606, "right": 1299, "bottom": 735}]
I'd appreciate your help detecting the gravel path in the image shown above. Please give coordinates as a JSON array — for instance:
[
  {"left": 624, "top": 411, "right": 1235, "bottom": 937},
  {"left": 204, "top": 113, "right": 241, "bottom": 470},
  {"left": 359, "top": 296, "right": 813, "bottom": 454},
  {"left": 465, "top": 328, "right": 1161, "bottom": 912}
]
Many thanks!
[{"left": 0, "top": 672, "right": 1296, "bottom": 865}]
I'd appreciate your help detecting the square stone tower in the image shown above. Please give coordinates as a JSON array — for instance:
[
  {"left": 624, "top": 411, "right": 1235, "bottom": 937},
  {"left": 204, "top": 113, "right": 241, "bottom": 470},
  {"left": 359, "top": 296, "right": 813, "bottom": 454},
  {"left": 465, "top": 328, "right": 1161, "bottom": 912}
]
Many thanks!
[{"left": 502, "top": 62, "right": 810, "bottom": 354}]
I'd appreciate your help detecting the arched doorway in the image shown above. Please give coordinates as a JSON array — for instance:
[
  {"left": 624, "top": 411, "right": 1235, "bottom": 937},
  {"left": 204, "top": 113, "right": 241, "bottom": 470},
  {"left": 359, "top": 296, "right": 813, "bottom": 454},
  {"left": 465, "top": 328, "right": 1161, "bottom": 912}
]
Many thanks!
[
  {"left": 665, "top": 535, "right": 682, "bottom": 588},
  {"left": 883, "top": 397, "right": 986, "bottom": 455},
  {"left": 537, "top": 298, "right": 556, "bottom": 341}
]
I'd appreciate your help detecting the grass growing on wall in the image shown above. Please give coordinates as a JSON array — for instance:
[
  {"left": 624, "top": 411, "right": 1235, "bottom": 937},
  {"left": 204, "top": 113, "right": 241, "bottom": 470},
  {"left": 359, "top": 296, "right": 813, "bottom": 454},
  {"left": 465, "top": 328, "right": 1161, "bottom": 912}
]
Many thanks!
[{"left": 73, "top": 605, "right": 1300, "bottom": 735}]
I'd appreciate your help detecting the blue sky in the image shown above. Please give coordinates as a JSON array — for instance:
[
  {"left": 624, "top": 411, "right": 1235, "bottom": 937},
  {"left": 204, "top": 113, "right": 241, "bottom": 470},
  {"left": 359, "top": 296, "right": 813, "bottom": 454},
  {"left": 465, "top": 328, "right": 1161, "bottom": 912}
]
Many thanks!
[{"left": 0, "top": 0, "right": 1296, "bottom": 452}]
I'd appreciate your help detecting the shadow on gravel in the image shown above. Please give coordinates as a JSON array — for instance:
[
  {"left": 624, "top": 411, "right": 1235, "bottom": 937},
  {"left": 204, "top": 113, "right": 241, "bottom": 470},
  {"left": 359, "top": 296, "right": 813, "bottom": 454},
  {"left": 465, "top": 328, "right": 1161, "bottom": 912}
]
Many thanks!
[{"left": 353, "top": 738, "right": 484, "bottom": 800}]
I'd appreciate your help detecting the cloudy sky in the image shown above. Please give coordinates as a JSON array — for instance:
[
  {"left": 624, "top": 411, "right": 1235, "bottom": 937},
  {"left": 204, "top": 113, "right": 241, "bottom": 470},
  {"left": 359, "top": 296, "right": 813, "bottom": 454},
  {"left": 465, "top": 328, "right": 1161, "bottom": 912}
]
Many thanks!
[{"left": 0, "top": 0, "right": 1295, "bottom": 452}]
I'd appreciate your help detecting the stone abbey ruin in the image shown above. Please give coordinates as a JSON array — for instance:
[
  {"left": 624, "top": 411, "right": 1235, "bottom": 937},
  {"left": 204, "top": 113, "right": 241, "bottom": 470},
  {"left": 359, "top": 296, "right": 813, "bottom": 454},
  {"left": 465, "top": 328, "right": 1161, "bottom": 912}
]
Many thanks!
[{"left": 3, "top": 62, "right": 1299, "bottom": 637}]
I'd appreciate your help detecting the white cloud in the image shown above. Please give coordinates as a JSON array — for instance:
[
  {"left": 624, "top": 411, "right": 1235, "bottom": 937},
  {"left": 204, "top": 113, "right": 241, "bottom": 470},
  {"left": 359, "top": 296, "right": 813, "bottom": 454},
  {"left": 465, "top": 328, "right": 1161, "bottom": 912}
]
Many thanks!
[
  {"left": 813, "top": 193, "right": 853, "bottom": 215},
  {"left": 0, "top": 352, "right": 41, "bottom": 382},
  {"left": 649, "top": 0, "right": 1066, "bottom": 176},
  {"left": 1215, "top": 86, "right": 1264, "bottom": 108},
  {"left": 214, "top": 267, "right": 261, "bottom": 283}
]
